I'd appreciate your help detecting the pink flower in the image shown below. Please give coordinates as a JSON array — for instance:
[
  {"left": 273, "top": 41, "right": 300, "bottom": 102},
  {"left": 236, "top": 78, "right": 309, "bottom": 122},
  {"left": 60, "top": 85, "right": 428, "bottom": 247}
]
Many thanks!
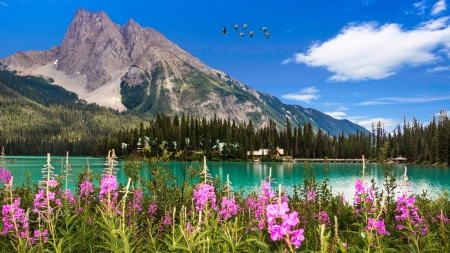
[
  {"left": 0, "top": 168, "right": 11, "bottom": 186},
  {"left": 354, "top": 179, "right": 374, "bottom": 206},
  {"left": 148, "top": 203, "right": 157, "bottom": 219},
  {"left": 62, "top": 189, "right": 76, "bottom": 206},
  {"left": 307, "top": 189, "right": 316, "bottom": 202},
  {"left": 47, "top": 179, "right": 58, "bottom": 188},
  {"left": 366, "top": 218, "right": 390, "bottom": 236},
  {"left": 192, "top": 183, "right": 217, "bottom": 211},
  {"left": 1, "top": 198, "right": 29, "bottom": 239},
  {"left": 395, "top": 194, "right": 426, "bottom": 234},
  {"left": 162, "top": 213, "right": 172, "bottom": 226},
  {"left": 99, "top": 175, "right": 118, "bottom": 200},
  {"left": 291, "top": 229, "right": 305, "bottom": 248},
  {"left": 268, "top": 225, "right": 283, "bottom": 241},
  {"left": 266, "top": 201, "right": 302, "bottom": 245},
  {"left": 79, "top": 181, "right": 94, "bottom": 199},
  {"left": 219, "top": 196, "right": 240, "bottom": 220}
]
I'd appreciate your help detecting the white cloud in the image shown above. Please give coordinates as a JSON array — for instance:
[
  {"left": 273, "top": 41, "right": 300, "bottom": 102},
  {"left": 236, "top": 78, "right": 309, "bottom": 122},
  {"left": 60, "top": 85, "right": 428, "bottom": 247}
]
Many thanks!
[
  {"left": 358, "top": 94, "right": 450, "bottom": 105},
  {"left": 325, "top": 111, "right": 346, "bottom": 119},
  {"left": 357, "top": 118, "right": 398, "bottom": 132},
  {"left": 281, "top": 58, "right": 294, "bottom": 64},
  {"left": 323, "top": 102, "right": 341, "bottom": 106},
  {"left": 324, "top": 106, "right": 349, "bottom": 119},
  {"left": 427, "top": 65, "right": 450, "bottom": 71},
  {"left": 301, "top": 86, "right": 319, "bottom": 94},
  {"left": 419, "top": 16, "right": 450, "bottom": 29},
  {"left": 285, "top": 17, "right": 450, "bottom": 82},
  {"left": 0, "top": 2, "right": 7, "bottom": 7},
  {"left": 281, "top": 86, "right": 319, "bottom": 103},
  {"left": 432, "top": 0, "right": 446, "bottom": 15},
  {"left": 358, "top": 101, "right": 389, "bottom": 105},
  {"left": 408, "top": 1, "right": 427, "bottom": 16}
]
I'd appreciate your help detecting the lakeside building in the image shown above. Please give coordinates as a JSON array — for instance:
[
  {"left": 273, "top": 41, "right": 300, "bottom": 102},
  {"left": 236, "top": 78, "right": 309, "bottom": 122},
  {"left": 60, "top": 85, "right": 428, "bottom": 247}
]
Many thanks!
[{"left": 247, "top": 147, "right": 284, "bottom": 160}]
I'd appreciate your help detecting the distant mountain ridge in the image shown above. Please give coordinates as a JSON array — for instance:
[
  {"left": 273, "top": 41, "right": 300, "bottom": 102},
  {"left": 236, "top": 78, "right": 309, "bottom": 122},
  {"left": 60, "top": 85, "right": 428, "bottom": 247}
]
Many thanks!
[{"left": 0, "top": 9, "right": 368, "bottom": 136}]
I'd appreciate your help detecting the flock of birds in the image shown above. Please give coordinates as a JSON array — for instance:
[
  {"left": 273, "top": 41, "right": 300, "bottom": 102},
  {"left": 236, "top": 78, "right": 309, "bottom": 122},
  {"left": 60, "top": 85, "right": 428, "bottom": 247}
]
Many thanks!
[{"left": 221, "top": 24, "right": 270, "bottom": 38}]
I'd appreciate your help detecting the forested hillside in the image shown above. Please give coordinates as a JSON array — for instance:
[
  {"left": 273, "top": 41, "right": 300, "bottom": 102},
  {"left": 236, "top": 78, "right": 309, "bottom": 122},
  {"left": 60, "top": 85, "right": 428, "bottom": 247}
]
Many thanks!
[
  {"left": 0, "top": 71, "right": 143, "bottom": 155},
  {"left": 99, "top": 111, "right": 450, "bottom": 165}
]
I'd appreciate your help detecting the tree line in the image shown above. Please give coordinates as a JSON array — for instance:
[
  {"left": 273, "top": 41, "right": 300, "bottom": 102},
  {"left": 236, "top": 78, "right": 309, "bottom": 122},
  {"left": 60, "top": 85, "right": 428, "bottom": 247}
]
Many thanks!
[{"left": 98, "top": 111, "right": 449, "bottom": 164}]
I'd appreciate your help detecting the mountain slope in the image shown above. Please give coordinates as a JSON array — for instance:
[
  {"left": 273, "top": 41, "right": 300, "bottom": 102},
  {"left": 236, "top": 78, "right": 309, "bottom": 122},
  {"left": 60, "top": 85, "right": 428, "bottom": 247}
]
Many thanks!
[
  {"left": 0, "top": 9, "right": 368, "bottom": 136},
  {"left": 0, "top": 70, "right": 143, "bottom": 155}
]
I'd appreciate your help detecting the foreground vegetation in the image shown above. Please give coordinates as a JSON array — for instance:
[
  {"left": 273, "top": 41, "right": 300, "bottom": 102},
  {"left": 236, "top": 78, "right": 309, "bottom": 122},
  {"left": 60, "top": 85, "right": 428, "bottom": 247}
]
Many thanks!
[{"left": 0, "top": 146, "right": 449, "bottom": 252}]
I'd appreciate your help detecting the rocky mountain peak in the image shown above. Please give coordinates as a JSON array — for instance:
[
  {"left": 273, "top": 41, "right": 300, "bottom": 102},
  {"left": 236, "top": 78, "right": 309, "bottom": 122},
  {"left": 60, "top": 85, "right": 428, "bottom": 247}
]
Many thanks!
[{"left": 57, "top": 9, "right": 130, "bottom": 91}]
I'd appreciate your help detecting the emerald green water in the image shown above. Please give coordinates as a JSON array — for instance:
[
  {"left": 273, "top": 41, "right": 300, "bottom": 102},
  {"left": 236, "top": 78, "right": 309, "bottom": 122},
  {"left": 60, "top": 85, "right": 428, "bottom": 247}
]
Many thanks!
[{"left": 3, "top": 156, "right": 449, "bottom": 199}]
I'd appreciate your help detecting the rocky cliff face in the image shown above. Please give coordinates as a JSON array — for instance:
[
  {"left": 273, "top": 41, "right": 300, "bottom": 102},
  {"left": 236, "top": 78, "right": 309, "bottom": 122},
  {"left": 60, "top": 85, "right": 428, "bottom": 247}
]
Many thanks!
[
  {"left": 57, "top": 9, "right": 130, "bottom": 91},
  {"left": 0, "top": 9, "right": 369, "bottom": 135}
]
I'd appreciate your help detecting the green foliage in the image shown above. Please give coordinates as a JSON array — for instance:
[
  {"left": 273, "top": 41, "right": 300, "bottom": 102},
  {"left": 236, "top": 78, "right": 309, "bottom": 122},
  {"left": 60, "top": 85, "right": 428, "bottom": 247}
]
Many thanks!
[
  {"left": 120, "top": 80, "right": 146, "bottom": 110},
  {"left": 0, "top": 78, "right": 143, "bottom": 155},
  {"left": 0, "top": 70, "right": 78, "bottom": 106}
]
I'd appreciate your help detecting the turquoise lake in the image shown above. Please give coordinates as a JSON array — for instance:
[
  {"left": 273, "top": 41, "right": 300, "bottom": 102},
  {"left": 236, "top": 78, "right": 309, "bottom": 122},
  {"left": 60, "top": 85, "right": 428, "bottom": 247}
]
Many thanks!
[{"left": 2, "top": 156, "right": 449, "bottom": 200}]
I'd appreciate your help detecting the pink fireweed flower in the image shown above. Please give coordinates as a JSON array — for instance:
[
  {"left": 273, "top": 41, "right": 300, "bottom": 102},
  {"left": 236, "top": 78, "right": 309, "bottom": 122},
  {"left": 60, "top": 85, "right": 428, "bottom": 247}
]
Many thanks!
[
  {"left": 47, "top": 179, "right": 58, "bottom": 188},
  {"left": 354, "top": 179, "right": 374, "bottom": 206},
  {"left": 129, "top": 189, "right": 143, "bottom": 212},
  {"left": 266, "top": 201, "right": 290, "bottom": 224},
  {"left": 79, "top": 180, "right": 94, "bottom": 198},
  {"left": 62, "top": 189, "right": 76, "bottom": 206},
  {"left": 312, "top": 210, "right": 331, "bottom": 226},
  {"left": 245, "top": 196, "right": 258, "bottom": 211},
  {"left": 266, "top": 201, "right": 303, "bottom": 247},
  {"left": 437, "top": 214, "right": 450, "bottom": 224},
  {"left": 282, "top": 211, "right": 299, "bottom": 227},
  {"left": 98, "top": 174, "right": 120, "bottom": 214},
  {"left": 307, "top": 189, "right": 316, "bottom": 203},
  {"left": 260, "top": 180, "right": 275, "bottom": 203},
  {"left": 148, "top": 203, "right": 157, "bottom": 219},
  {"left": 1, "top": 198, "right": 29, "bottom": 238},
  {"left": 99, "top": 175, "right": 118, "bottom": 201},
  {"left": 33, "top": 188, "right": 62, "bottom": 216},
  {"left": 78, "top": 180, "right": 94, "bottom": 208},
  {"left": 162, "top": 213, "right": 172, "bottom": 226},
  {"left": 0, "top": 168, "right": 11, "bottom": 186},
  {"left": 127, "top": 189, "right": 143, "bottom": 224},
  {"left": 268, "top": 225, "right": 283, "bottom": 241},
  {"left": 32, "top": 229, "right": 49, "bottom": 243},
  {"left": 192, "top": 183, "right": 217, "bottom": 211},
  {"left": 290, "top": 228, "right": 305, "bottom": 248},
  {"left": 395, "top": 194, "right": 426, "bottom": 234},
  {"left": 219, "top": 196, "right": 240, "bottom": 220},
  {"left": 366, "top": 218, "right": 390, "bottom": 236},
  {"left": 254, "top": 179, "right": 276, "bottom": 229}
]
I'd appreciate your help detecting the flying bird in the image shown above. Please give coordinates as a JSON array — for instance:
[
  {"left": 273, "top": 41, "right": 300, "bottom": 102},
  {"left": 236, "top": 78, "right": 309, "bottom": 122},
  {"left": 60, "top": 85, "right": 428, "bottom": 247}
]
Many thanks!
[
  {"left": 248, "top": 31, "right": 255, "bottom": 38},
  {"left": 242, "top": 24, "right": 248, "bottom": 29},
  {"left": 237, "top": 32, "right": 245, "bottom": 37},
  {"left": 233, "top": 24, "right": 239, "bottom": 30},
  {"left": 265, "top": 32, "right": 270, "bottom": 39},
  {"left": 221, "top": 27, "right": 227, "bottom": 34},
  {"left": 260, "top": 27, "right": 268, "bottom": 32}
]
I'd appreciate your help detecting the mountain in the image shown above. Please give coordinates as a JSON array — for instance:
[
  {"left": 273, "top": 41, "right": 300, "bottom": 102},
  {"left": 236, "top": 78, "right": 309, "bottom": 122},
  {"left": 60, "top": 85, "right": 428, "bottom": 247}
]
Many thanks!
[{"left": 0, "top": 9, "right": 368, "bottom": 136}]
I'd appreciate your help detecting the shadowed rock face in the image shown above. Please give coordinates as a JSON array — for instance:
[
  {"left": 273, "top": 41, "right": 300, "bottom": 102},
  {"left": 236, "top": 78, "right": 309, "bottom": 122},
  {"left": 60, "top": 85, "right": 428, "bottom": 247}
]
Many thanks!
[{"left": 0, "top": 9, "right": 369, "bottom": 135}]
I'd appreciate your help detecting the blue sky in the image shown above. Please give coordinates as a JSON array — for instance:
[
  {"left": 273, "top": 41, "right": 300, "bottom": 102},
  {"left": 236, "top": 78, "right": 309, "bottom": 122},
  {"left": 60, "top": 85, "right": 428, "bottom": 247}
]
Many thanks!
[{"left": 1, "top": 0, "right": 450, "bottom": 131}]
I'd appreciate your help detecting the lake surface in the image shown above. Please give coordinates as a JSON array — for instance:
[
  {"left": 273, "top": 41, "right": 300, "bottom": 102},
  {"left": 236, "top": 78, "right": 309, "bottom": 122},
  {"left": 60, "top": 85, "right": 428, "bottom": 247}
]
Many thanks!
[{"left": 2, "top": 156, "right": 449, "bottom": 200}]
